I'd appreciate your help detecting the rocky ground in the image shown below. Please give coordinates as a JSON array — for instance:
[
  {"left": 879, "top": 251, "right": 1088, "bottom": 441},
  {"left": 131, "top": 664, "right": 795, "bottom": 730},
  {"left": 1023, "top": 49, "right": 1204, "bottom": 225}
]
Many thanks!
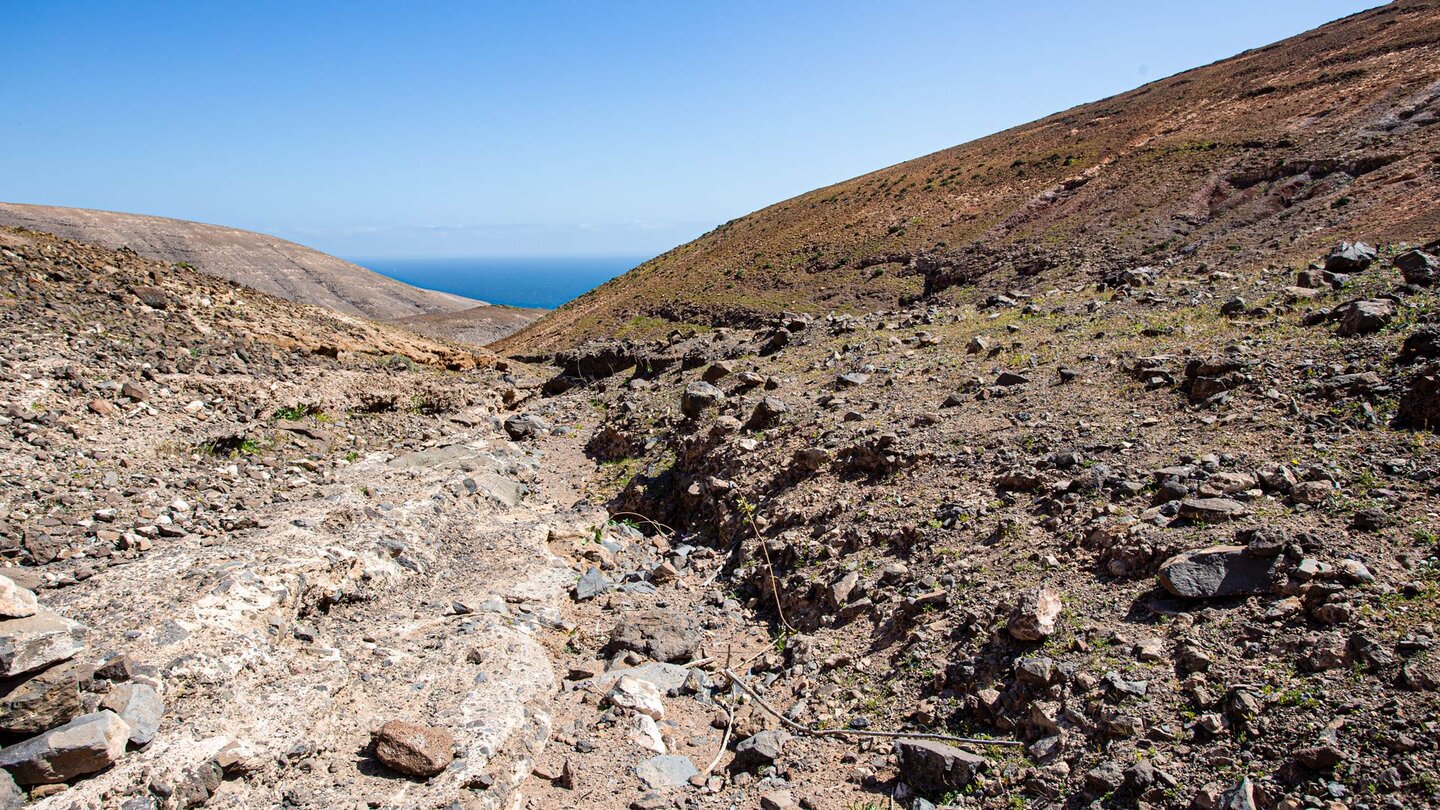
[
  {"left": 512, "top": 234, "right": 1440, "bottom": 810},
  {"left": 1, "top": 231, "right": 1438, "bottom": 810}
]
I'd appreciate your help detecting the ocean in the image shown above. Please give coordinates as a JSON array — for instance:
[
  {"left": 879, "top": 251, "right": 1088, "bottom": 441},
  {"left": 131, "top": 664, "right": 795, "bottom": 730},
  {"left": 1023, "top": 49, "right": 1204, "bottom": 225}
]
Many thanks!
[{"left": 358, "top": 256, "right": 643, "bottom": 310}]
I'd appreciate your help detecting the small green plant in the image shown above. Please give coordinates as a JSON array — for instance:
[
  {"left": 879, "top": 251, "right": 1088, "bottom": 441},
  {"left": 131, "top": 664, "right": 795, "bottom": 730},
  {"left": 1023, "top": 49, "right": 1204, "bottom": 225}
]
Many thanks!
[{"left": 274, "top": 404, "right": 320, "bottom": 421}]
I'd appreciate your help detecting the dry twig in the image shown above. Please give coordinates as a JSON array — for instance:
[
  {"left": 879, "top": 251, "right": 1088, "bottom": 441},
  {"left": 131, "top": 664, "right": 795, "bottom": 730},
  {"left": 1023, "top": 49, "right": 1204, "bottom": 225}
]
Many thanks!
[{"left": 721, "top": 668, "right": 1024, "bottom": 748}]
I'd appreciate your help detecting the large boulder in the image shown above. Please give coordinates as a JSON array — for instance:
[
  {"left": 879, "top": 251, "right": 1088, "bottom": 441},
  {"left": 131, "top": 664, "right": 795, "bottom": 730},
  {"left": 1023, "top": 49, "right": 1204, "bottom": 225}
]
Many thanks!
[
  {"left": 894, "top": 738, "right": 987, "bottom": 792},
  {"left": 1396, "top": 249, "right": 1439, "bottom": 286},
  {"left": 608, "top": 611, "right": 698, "bottom": 663},
  {"left": 1334, "top": 298, "right": 1395, "bottom": 337},
  {"left": 502, "top": 413, "right": 550, "bottom": 441},
  {"left": 680, "top": 381, "right": 724, "bottom": 418},
  {"left": 0, "top": 609, "right": 85, "bottom": 677},
  {"left": 1158, "top": 546, "right": 1280, "bottom": 599},
  {"left": 0, "top": 710, "right": 130, "bottom": 785},
  {"left": 1323, "top": 241, "right": 1377, "bottom": 274}
]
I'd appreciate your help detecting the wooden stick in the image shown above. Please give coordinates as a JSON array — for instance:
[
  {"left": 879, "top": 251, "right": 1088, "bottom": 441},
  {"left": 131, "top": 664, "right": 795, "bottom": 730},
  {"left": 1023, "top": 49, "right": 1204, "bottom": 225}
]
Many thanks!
[{"left": 721, "top": 668, "right": 1025, "bottom": 748}]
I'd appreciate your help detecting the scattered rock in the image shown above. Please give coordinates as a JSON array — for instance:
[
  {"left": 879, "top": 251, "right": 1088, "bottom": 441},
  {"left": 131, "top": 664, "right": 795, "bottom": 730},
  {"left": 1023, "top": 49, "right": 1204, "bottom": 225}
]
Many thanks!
[
  {"left": 1396, "top": 249, "right": 1439, "bottom": 286},
  {"left": 503, "top": 413, "right": 550, "bottom": 440},
  {"left": 635, "top": 754, "right": 696, "bottom": 790},
  {"left": 0, "top": 577, "right": 37, "bottom": 620},
  {"left": 1334, "top": 298, "right": 1395, "bottom": 336},
  {"left": 1178, "top": 498, "right": 1248, "bottom": 523},
  {"left": 608, "top": 676, "right": 666, "bottom": 720},
  {"left": 608, "top": 611, "right": 698, "bottom": 663},
  {"left": 573, "top": 567, "right": 613, "bottom": 601},
  {"left": 1007, "top": 587, "right": 1061, "bottom": 641},
  {"left": 371, "top": 720, "right": 455, "bottom": 778},
  {"left": 1324, "top": 241, "right": 1376, "bottom": 273},
  {"left": 99, "top": 682, "right": 163, "bottom": 745},
  {"left": 680, "top": 381, "right": 724, "bottom": 418},
  {"left": 732, "top": 730, "right": 787, "bottom": 770}
]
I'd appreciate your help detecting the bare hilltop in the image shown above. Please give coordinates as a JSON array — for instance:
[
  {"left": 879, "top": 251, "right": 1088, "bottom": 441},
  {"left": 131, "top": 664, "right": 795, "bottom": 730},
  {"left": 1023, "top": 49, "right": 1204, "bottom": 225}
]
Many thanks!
[{"left": 0, "top": 202, "right": 543, "bottom": 344}]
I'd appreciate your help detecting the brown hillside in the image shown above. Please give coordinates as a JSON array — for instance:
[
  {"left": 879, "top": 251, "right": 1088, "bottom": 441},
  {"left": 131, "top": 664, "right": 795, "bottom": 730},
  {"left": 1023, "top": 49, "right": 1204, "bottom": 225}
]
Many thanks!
[
  {"left": 0, "top": 202, "right": 484, "bottom": 322},
  {"left": 501, "top": 0, "right": 1440, "bottom": 355}
]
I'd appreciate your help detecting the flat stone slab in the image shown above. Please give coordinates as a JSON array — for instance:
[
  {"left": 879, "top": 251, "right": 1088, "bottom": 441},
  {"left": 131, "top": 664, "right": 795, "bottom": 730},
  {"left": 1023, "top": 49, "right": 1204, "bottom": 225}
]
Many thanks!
[
  {"left": 1177, "top": 498, "right": 1248, "bottom": 523},
  {"left": 635, "top": 754, "right": 697, "bottom": 789},
  {"left": 0, "top": 609, "right": 85, "bottom": 677},
  {"left": 578, "top": 662, "right": 690, "bottom": 695}
]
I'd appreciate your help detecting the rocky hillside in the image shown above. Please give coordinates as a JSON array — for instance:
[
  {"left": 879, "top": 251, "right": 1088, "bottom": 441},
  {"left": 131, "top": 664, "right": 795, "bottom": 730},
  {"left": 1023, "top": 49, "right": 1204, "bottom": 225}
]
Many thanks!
[
  {"left": 0, "top": 203, "right": 539, "bottom": 342},
  {"left": 500, "top": 0, "right": 1440, "bottom": 355},
  {"left": 516, "top": 229, "right": 1440, "bottom": 808}
]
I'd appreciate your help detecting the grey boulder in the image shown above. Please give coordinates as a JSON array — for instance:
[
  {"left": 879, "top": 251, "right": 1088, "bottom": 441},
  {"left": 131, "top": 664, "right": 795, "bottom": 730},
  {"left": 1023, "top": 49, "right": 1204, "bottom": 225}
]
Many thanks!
[
  {"left": 732, "top": 730, "right": 787, "bottom": 770},
  {"left": 1324, "top": 241, "right": 1376, "bottom": 273},
  {"left": 1158, "top": 546, "right": 1280, "bottom": 599},
  {"left": 680, "top": 381, "right": 724, "bottom": 418},
  {"left": 0, "top": 710, "right": 129, "bottom": 785},
  {"left": 100, "top": 682, "right": 164, "bottom": 745}
]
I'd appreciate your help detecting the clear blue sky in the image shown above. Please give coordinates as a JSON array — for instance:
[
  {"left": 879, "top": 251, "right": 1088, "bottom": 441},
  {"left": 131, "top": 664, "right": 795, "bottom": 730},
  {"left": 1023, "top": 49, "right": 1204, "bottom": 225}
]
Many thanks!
[{"left": 2, "top": 1, "right": 1380, "bottom": 259}]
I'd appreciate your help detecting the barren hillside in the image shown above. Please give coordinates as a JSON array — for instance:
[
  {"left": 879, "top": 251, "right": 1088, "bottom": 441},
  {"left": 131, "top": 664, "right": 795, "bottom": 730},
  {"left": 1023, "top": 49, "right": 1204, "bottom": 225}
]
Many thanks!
[{"left": 501, "top": 0, "right": 1440, "bottom": 356}]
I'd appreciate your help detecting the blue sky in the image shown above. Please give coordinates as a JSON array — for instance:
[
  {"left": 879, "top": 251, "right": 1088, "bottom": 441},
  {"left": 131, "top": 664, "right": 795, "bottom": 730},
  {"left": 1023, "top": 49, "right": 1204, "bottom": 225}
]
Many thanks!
[{"left": 2, "top": 1, "right": 1380, "bottom": 259}]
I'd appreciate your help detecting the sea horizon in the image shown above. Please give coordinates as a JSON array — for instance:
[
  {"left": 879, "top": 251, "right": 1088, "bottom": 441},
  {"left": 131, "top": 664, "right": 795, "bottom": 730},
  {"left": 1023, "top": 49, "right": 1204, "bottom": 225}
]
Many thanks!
[{"left": 356, "top": 255, "right": 647, "bottom": 310}]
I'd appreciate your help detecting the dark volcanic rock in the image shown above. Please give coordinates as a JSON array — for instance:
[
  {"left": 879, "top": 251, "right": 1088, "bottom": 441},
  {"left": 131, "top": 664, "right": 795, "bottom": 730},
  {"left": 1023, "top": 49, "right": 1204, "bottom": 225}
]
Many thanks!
[
  {"left": 1323, "top": 241, "right": 1377, "bottom": 273},
  {"left": 0, "top": 659, "right": 87, "bottom": 735},
  {"left": 608, "top": 611, "right": 698, "bottom": 663},
  {"left": 732, "top": 730, "right": 787, "bottom": 770},
  {"left": 503, "top": 413, "right": 550, "bottom": 441},
  {"left": 1396, "top": 362, "right": 1440, "bottom": 430},
  {"left": 1158, "top": 546, "right": 1280, "bottom": 598},
  {"left": 680, "top": 381, "right": 724, "bottom": 418},
  {"left": 1395, "top": 249, "right": 1438, "bottom": 286},
  {"left": 894, "top": 738, "right": 986, "bottom": 792}
]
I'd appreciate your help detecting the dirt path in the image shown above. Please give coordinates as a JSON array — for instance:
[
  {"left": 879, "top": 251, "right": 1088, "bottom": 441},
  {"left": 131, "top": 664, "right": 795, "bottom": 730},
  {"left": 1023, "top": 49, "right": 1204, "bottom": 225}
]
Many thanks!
[{"left": 45, "top": 413, "right": 607, "bottom": 809}]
